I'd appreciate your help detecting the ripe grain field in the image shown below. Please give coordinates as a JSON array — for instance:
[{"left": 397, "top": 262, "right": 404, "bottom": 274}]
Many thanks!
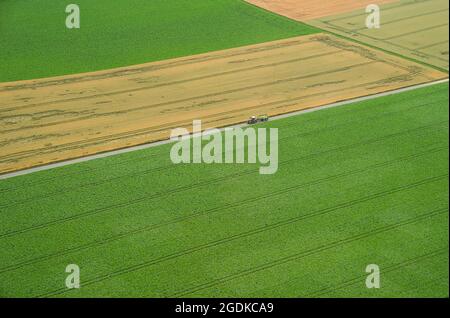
[
  {"left": 0, "top": 83, "right": 448, "bottom": 298},
  {"left": 0, "top": 34, "right": 446, "bottom": 174}
]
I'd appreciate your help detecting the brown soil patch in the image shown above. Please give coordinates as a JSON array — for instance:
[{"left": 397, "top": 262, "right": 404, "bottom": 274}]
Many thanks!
[
  {"left": 246, "top": 0, "right": 397, "bottom": 21},
  {"left": 0, "top": 33, "right": 446, "bottom": 174}
]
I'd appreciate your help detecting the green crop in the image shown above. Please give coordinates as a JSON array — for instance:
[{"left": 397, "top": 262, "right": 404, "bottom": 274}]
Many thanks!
[{"left": 0, "top": 83, "right": 448, "bottom": 297}]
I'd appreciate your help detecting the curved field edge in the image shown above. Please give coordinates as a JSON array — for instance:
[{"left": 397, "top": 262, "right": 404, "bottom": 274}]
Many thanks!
[
  {"left": 0, "top": 0, "right": 320, "bottom": 83},
  {"left": 0, "top": 83, "right": 448, "bottom": 297}
]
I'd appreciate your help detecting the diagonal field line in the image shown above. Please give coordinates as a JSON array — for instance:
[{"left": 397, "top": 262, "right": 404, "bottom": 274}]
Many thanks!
[
  {"left": 0, "top": 145, "right": 446, "bottom": 274},
  {"left": 34, "top": 176, "right": 448, "bottom": 298},
  {"left": 0, "top": 78, "right": 447, "bottom": 181}
]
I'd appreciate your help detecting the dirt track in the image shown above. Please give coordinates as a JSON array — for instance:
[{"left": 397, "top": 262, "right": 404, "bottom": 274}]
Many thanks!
[
  {"left": 0, "top": 33, "right": 446, "bottom": 174},
  {"left": 246, "top": 0, "right": 397, "bottom": 21}
]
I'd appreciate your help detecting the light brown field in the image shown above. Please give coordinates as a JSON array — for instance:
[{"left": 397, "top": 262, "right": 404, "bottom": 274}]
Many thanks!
[
  {"left": 246, "top": 0, "right": 397, "bottom": 21},
  {"left": 0, "top": 33, "right": 446, "bottom": 174},
  {"left": 308, "top": 0, "right": 449, "bottom": 71}
]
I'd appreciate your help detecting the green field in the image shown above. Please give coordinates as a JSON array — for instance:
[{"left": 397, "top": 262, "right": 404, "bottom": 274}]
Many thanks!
[
  {"left": 0, "top": 82, "right": 448, "bottom": 297},
  {"left": 0, "top": 0, "right": 319, "bottom": 82}
]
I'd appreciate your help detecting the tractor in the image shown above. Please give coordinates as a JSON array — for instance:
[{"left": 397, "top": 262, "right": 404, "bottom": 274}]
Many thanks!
[{"left": 247, "top": 114, "right": 269, "bottom": 125}]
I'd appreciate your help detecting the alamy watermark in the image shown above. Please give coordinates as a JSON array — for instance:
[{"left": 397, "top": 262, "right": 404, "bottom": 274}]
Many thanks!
[
  {"left": 65, "top": 264, "right": 80, "bottom": 289},
  {"left": 66, "top": 4, "right": 80, "bottom": 29},
  {"left": 169, "top": 120, "right": 278, "bottom": 175},
  {"left": 365, "top": 264, "right": 381, "bottom": 289},
  {"left": 366, "top": 4, "right": 381, "bottom": 29}
]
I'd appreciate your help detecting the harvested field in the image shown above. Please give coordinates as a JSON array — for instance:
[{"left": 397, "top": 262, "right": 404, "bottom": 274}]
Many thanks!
[
  {"left": 246, "top": 0, "right": 397, "bottom": 21},
  {"left": 0, "top": 33, "right": 446, "bottom": 174},
  {"left": 308, "top": 0, "right": 449, "bottom": 71}
]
